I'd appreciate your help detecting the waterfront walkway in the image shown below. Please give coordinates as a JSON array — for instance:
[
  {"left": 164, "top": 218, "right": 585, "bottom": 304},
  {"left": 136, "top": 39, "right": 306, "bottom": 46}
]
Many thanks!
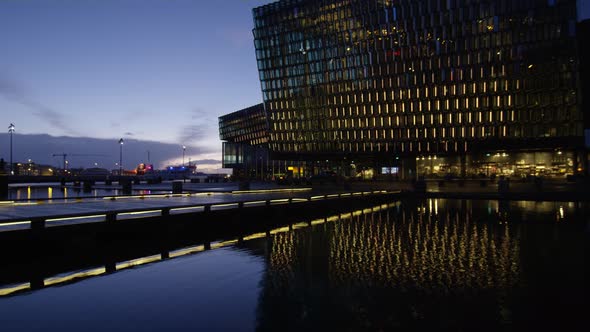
[{"left": 0, "top": 187, "right": 393, "bottom": 231}]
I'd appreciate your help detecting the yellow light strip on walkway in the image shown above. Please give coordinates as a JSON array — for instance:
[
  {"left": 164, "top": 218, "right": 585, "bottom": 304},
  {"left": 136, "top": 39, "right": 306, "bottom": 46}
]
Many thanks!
[
  {"left": 0, "top": 283, "right": 30, "bottom": 296},
  {"left": 243, "top": 232, "right": 267, "bottom": 241},
  {"left": 232, "top": 188, "right": 311, "bottom": 194},
  {"left": 270, "top": 198, "right": 290, "bottom": 204},
  {"left": 12, "top": 202, "right": 37, "bottom": 206},
  {"left": 102, "top": 193, "right": 192, "bottom": 200},
  {"left": 310, "top": 219, "right": 325, "bottom": 225},
  {"left": 44, "top": 268, "right": 106, "bottom": 286},
  {"left": 327, "top": 194, "right": 340, "bottom": 198},
  {"left": 210, "top": 239, "right": 238, "bottom": 249},
  {"left": 293, "top": 222, "right": 310, "bottom": 229},
  {"left": 170, "top": 206, "right": 204, "bottom": 213},
  {"left": 0, "top": 220, "right": 31, "bottom": 227},
  {"left": 270, "top": 226, "right": 290, "bottom": 234},
  {"left": 47, "top": 214, "right": 106, "bottom": 223},
  {"left": 244, "top": 200, "right": 267, "bottom": 205},
  {"left": 118, "top": 210, "right": 161, "bottom": 217},
  {"left": 0, "top": 201, "right": 15, "bottom": 205},
  {"left": 291, "top": 198, "right": 309, "bottom": 202},
  {"left": 116, "top": 255, "right": 161, "bottom": 270},
  {"left": 326, "top": 215, "right": 340, "bottom": 222},
  {"left": 167, "top": 194, "right": 187, "bottom": 198},
  {"left": 310, "top": 196, "right": 324, "bottom": 200},
  {"left": 211, "top": 203, "right": 239, "bottom": 208},
  {"left": 169, "top": 245, "right": 205, "bottom": 258}
]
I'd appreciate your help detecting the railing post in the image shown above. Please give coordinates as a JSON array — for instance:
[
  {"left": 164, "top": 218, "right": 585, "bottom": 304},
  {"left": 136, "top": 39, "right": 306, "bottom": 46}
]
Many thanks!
[
  {"left": 204, "top": 205, "right": 211, "bottom": 213},
  {"left": 30, "top": 276, "right": 44, "bottom": 290},
  {"left": 161, "top": 208, "right": 170, "bottom": 216},
  {"left": 238, "top": 202, "right": 244, "bottom": 208},
  {"left": 105, "top": 261, "right": 116, "bottom": 273},
  {"left": 31, "top": 218, "right": 45, "bottom": 231},
  {"left": 106, "top": 213, "right": 116, "bottom": 223}
]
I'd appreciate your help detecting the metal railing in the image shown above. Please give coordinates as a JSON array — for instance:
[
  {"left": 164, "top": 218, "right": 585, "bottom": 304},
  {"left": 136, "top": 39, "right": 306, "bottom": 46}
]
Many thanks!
[{"left": 0, "top": 190, "right": 399, "bottom": 231}]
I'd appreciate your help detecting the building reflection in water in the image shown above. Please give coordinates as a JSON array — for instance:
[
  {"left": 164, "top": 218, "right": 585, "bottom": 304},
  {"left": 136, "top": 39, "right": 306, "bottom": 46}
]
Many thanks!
[{"left": 255, "top": 199, "right": 585, "bottom": 330}]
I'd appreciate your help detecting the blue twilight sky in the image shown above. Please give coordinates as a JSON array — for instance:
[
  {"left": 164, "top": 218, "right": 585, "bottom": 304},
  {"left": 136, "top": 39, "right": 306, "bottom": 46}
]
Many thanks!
[{"left": 0, "top": 0, "right": 271, "bottom": 169}]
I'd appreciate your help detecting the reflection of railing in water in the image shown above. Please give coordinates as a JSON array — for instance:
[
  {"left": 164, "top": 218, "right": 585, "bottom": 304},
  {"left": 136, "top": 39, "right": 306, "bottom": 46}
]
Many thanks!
[{"left": 0, "top": 201, "right": 398, "bottom": 297}]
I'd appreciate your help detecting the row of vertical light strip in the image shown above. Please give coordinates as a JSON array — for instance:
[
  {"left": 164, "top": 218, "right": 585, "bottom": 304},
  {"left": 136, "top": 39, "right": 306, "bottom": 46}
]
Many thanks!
[{"left": 0, "top": 200, "right": 399, "bottom": 297}]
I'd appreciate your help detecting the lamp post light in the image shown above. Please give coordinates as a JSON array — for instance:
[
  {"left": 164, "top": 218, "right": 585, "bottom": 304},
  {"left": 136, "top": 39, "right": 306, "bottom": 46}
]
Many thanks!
[
  {"left": 182, "top": 145, "right": 186, "bottom": 166},
  {"left": 118, "top": 138, "right": 124, "bottom": 176},
  {"left": 8, "top": 123, "right": 15, "bottom": 175}
]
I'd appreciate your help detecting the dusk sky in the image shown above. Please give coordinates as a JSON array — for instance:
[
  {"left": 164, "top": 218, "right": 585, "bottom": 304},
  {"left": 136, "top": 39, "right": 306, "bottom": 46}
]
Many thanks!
[{"left": 0, "top": 0, "right": 271, "bottom": 170}]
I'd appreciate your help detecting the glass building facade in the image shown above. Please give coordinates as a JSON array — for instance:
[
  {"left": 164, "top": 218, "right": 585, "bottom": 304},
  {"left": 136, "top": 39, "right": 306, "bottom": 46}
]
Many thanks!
[
  {"left": 219, "top": 103, "right": 270, "bottom": 178},
  {"left": 222, "top": 0, "right": 589, "bottom": 178}
]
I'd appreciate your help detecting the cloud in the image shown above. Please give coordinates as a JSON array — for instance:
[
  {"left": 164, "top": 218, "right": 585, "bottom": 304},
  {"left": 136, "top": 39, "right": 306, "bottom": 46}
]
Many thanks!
[
  {"left": 0, "top": 73, "right": 79, "bottom": 135},
  {"left": 0, "top": 74, "right": 27, "bottom": 99},
  {"left": 178, "top": 124, "right": 210, "bottom": 144},
  {"left": 125, "top": 132, "right": 134, "bottom": 136},
  {"left": 193, "top": 159, "right": 222, "bottom": 165},
  {"left": 191, "top": 108, "right": 207, "bottom": 120},
  {"left": 178, "top": 107, "right": 218, "bottom": 145}
]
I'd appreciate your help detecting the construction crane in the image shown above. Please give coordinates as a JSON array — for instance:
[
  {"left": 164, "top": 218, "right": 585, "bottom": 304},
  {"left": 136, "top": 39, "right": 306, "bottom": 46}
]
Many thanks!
[{"left": 52, "top": 153, "right": 108, "bottom": 171}]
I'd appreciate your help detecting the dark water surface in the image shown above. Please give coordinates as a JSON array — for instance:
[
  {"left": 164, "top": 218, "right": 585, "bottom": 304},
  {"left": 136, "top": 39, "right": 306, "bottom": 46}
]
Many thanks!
[{"left": 0, "top": 199, "right": 586, "bottom": 331}]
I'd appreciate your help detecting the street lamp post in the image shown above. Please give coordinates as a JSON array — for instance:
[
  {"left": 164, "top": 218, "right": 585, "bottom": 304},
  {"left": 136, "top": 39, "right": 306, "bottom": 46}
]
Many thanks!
[
  {"left": 8, "top": 123, "right": 15, "bottom": 175},
  {"left": 182, "top": 145, "right": 187, "bottom": 183},
  {"left": 119, "top": 138, "right": 124, "bottom": 176}
]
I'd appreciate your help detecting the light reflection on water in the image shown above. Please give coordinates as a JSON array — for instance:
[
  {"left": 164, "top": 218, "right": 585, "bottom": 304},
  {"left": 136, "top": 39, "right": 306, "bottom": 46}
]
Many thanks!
[
  {"left": 0, "top": 199, "right": 586, "bottom": 331},
  {"left": 7, "top": 186, "right": 155, "bottom": 200}
]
